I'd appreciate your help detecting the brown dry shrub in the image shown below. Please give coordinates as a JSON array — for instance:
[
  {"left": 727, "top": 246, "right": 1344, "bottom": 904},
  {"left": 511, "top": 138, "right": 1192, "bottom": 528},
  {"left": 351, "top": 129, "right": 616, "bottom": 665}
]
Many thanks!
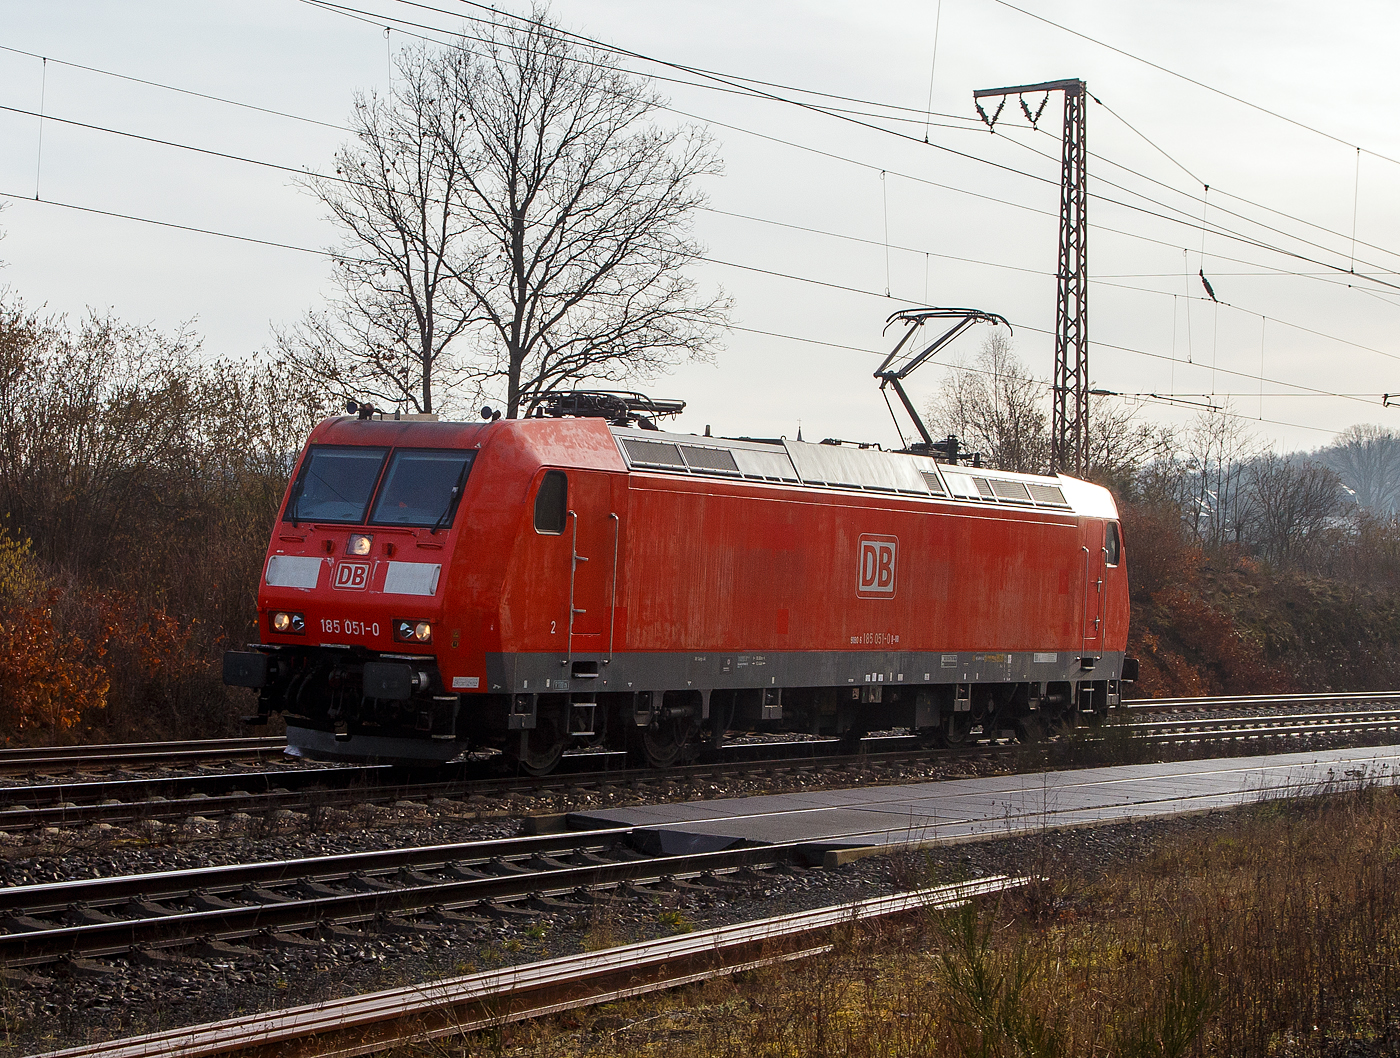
[
  {"left": 0, "top": 295, "right": 324, "bottom": 743},
  {"left": 1119, "top": 499, "right": 1200, "bottom": 600},
  {"left": 1152, "top": 587, "right": 1283, "bottom": 694},
  {"left": 0, "top": 589, "right": 109, "bottom": 741}
]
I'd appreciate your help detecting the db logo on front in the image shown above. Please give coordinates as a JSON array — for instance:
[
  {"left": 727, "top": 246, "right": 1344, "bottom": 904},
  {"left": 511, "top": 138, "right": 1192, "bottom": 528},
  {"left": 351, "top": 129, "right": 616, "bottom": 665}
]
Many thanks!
[
  {"left": 857, "top": 535, "right": 897, "bottom": 599},
  {"left": 334, "top": 561, "right": 371, "bottom": 590}
]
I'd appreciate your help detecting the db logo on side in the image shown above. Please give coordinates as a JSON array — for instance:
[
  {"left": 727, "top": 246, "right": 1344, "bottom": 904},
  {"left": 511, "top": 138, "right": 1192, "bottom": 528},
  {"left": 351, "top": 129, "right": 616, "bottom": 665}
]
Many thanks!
[
  {"left": 857, "top": 535, "right": 897, "bottom": 599},
  {"left": 334, "top": 561, "right": 371, "bottom": 590}
]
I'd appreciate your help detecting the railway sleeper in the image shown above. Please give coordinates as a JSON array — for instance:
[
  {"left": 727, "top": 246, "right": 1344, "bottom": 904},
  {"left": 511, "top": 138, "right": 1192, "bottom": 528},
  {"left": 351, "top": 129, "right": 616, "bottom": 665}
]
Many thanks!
[
  {"left": 62, "top": 955, "right": 121, "bottom": 978},
  {"left": 0, "top": 965, "right": 52, "bottom": 986},
  {"left": 374, "top": 913, "right": 440, "bottom": 936},
  {"left": 123, "top": 898, "right": 177, "bottom": 918},
  {"left": 191, "top": 889, "right": 240, "bottom": 911},
  {"left": 127, "top": 944, "right": 203, "bottom": 968},
  {"left": 260, "top": 929, "right": 320, "bottom": 949},
  {"left": 525, "top": 893, "right": 585, "bottom": 913},
  {"left": 423, "top": 906, "right": 491, "bottom": 927},
  {"left": 473, "top": 899, "right": 544, "bottom": 920},
  {"left": 195, "top": 938, "right": 258, "bottom": 960},
  {"left": 65, "top": 904, "right": 122, "bottom": 926}
]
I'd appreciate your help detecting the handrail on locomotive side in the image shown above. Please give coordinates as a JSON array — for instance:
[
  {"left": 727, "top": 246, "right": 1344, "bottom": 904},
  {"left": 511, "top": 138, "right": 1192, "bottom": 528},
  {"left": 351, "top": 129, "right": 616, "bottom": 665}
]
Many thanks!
[{"left": 876, "top": 307, "right": 1011, "bottom": 454}]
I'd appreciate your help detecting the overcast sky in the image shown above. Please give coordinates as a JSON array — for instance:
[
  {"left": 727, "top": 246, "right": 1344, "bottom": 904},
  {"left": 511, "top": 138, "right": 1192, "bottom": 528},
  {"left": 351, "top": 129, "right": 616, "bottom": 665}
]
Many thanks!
[{"left": 2, "top": 0, "right": 1399, "bottom": 455}]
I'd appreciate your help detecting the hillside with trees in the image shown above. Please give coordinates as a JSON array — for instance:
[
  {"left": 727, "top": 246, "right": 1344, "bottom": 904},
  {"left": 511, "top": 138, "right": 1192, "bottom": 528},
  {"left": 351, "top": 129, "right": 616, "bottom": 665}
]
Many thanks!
[
  {"left": 0, "top": 309, "right": 1396, "bottom": 743},
  {"left": 0, "top": 297, "right": 322, "bottom": 744},
  {"left": 931, "top": 334, "right": 1400, "bottom": 697}
]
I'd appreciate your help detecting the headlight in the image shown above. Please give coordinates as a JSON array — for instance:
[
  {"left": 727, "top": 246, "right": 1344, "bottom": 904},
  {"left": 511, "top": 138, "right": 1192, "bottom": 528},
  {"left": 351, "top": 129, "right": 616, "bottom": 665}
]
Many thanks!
[
  {"left": 393, "top": 619, "right": 433, "bottom": 644},
  {"left": 271, "top": 611, "right": 306, "bottom": 635},
  {"left": 347, "top": 533, "right": 373, "bottom": 556}
]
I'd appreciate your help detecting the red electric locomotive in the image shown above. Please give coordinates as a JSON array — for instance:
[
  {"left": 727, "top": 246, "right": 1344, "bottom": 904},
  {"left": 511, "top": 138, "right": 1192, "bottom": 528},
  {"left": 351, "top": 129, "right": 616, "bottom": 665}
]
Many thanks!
[{"left": 224, "top": 310, "right": 1135, "bottom": 770}]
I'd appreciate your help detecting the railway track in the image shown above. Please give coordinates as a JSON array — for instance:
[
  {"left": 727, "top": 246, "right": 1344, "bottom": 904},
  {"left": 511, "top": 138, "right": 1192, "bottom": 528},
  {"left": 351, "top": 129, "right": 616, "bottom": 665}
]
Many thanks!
[
  {"left": 1128, "top": 708, "right": 1400, "bottom": 742},
  {"left": 8, "top": 690, "right": 1393, "bottom": 780},
  {"left": 0, "top": 827, "right": 817, "bottom": 969},
  {"left": 37, "top": 874, "right": 1029, "bottom": 1058},
  {"left": 4, "top": 702, "right": 1400, "bottom": 834},
  {"left": 1120, "top": 690, "right": 1400, "bottom": 711},
  {"left": 0, "top": 737, "right": 288, "bottom": 776}
]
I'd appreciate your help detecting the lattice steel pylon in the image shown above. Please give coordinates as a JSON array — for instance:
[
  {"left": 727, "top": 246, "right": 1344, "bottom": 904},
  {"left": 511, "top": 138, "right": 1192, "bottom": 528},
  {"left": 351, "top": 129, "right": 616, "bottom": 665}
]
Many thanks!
[{"left": 974, "top": 79, "right": 1089, "bottom": 476}]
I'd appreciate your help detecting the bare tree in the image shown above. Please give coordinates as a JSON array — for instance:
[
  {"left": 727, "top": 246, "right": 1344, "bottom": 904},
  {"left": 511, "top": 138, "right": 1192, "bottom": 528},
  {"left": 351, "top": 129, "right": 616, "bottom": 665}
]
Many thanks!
[
  {"left": 1175, "top": 406, "right": 1259, "bottom": 548},
  {"left": 925, "top": 331, "right": 1050, "bottom": 472},
  {"left": 291, "top": 10, "right": 728, "bottom": 418},
  {"left": 439, "top": 13, "right": 728, "bottom": 417},
  {"left": 1087, "top": 398, "right": 1174, "bottom": 496},
  {"left": 1315, "top": 423, "right": 1400, "bottom": 515},
  {"left": 1242, "top": 454, "right": 1343, "bottom": 566},
  {"left": 281, "top": 44, "right": 474, "bottom": 414}
]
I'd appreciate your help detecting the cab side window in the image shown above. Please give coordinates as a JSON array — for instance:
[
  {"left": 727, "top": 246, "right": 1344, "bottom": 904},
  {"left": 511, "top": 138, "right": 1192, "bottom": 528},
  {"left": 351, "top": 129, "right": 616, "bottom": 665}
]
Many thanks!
[
  {"left": 1106, "top": 521, "right": 1121, "bottom": 566},
  {"left": 534, "top": 471, "right": 568, "bottom": 534}
]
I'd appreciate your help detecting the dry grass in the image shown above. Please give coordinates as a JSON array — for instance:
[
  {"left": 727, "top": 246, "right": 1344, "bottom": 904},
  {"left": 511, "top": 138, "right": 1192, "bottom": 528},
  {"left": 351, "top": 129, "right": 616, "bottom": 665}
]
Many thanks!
[{"left": 413, "top": 786, "right": 1400, "bottom": 1058}]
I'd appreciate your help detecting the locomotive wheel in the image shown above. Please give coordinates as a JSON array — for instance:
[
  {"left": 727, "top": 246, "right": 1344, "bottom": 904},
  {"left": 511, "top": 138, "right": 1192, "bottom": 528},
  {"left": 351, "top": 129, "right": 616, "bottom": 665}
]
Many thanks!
[
  {"left": 515, "top": 705, "right": 567, "bottom": 776},
  {"left": 942, "top": 710, "right": 974, "bottom": 745},
  {"left": 640, "top": 714, "right": 697, "bottom": 768}
]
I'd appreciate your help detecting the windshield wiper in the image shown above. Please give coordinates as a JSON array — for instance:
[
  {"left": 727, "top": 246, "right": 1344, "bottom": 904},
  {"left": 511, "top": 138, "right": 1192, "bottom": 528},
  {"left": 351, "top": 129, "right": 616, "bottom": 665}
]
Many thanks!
[{"left": 431, "top": 458, "right": 473, "bottom": 534}]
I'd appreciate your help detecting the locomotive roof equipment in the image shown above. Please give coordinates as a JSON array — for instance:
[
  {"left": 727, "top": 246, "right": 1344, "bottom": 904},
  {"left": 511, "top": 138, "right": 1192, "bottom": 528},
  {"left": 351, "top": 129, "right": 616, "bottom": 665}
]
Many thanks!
[{"left": 875, "top": 307, "right": 1011, "bottom": 457}]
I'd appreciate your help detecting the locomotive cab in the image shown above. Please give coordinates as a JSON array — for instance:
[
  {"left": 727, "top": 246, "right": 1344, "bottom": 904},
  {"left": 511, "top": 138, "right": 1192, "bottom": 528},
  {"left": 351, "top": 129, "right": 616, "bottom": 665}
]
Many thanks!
[{"left": 224, "top": 413, "right": 492, "bottom": 763}]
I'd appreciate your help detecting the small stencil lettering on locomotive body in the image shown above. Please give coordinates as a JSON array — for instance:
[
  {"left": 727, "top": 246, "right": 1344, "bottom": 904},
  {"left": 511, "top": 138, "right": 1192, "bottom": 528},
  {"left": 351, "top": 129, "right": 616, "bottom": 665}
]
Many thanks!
[{"left": 857, "top": 535, "right": 898, "bottom": 598}]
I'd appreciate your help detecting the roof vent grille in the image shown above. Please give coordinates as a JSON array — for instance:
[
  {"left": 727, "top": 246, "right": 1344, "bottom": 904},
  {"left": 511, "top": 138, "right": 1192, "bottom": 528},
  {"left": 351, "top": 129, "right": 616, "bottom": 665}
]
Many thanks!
[
  {"left": 920, "top": 471, "right": 946, "bottom": 496},
  {"left": 622, "top": 438, "right": 686, "bottom": 467},
  {"left": 1027, "top": 483, "right": 1070, "bottom": 507},
  {"left": 679, "top": 445, "right": 740, "bottom": 474},
  {"left": 990, "top": 479, "right": 1033, "bottom": 503}
]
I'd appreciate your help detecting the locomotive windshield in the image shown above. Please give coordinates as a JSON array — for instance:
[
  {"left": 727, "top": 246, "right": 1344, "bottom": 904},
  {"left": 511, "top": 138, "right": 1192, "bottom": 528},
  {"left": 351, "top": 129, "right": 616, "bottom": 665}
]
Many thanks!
[
  {"left": 284, "top": 446, "right": 389, "bottom": 523},
  {"left": 369, "top": 449, "right": 476, "bottom": 528}
]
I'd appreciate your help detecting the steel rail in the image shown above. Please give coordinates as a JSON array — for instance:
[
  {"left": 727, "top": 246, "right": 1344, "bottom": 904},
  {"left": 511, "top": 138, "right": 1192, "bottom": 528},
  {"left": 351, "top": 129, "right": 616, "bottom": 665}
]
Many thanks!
[
  {"left": 32, "top": 875, "right": 1029, "bottom": 1058},
  {"left": 1129, "top": 715, "right": 1400, "bottom": 743},
  {"left": 1121, "top": 690, "right": 1400, "bottom": 711},
  {"left": 1128, "top": 709, "right": 1400, "bottom": 731},
  {"left": 0, "top": 839, "right": 810, "bottom": 966},
  {"left": 0, "top": 744, "right": 1003, "bottom": 831},
  {"left": 0, "top": 764, "right": 393, "bottom": 805},
  {"left": 0, "top": 737, "right": 287, "bottom": 774},
  {"left": 7, "top": 705, "right": 1400, "bottom": 832},
  {"left": 0, "top": 690, "right": 1391, "bottom": 775},
  {"left": 0, "top": 829, "right": 634, "bottom": 915}
]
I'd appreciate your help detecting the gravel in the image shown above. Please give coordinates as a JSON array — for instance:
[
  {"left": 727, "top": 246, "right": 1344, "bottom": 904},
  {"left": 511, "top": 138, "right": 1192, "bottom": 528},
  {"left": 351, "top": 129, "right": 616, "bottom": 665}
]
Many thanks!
[{"left": 2, "top": 720, "right": 1389, "bottom": 1055}]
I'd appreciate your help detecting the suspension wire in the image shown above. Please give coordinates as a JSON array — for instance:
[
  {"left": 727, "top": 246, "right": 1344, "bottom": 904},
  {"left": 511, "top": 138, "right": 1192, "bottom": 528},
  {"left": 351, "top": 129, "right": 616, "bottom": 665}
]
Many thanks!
[
  {"left": 33, "top": 57, "right": 46, "bottom": 200},
  {"left": 1351, "top": 147, "right": 1361, "bottom": 273},
  {"left": 985, "top": 0, "right": 1400, "bottom": 169},
  {"left": 1183, "top": 250, "right": 1194, "bottom": 364},
  {"left": 1211, "top": 299, "right": 1219, "bottom": 398},
  {"left": 923, "top": 0, "right": 943, "bottom": 144},
  {"left": 1090, "top": 92, "right": 1202, "bottom": 187},
  {"left": 1259, "top": 317, "right": 1267, "bottom": 419},
  {"left": 3, "top": 4, "right": 1395, "bottom": 434},
  {"left": 309, "top": 0, "right": 1400, "bottom": 295},
  {"left": 998, "top": 119, "right": 1400, "bottom": 285},
  {"left": 1170, "top": 294, "right": 1177, "bottom": 396},
  {"left": 881, "top": 170, "right": 891, "bottom": 297}
]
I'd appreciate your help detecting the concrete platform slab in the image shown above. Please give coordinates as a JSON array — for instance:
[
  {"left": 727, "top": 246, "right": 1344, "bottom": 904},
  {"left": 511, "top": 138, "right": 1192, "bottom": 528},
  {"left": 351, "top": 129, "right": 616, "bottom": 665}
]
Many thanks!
[{"left": 569, "top": 746, "right": 1400, "bottom": 860}]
